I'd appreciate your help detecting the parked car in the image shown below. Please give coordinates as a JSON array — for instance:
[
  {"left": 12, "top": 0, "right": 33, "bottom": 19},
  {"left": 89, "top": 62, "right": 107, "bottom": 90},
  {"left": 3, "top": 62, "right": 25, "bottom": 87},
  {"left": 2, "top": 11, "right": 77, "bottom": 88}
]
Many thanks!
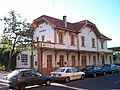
[
  {"left": 50, "top": 67, "right": 85, "bottom": 83},
  {"left": 7, "top": 69, "right": 52, "bottom": 90},
  {"left": 102, "top": 64, "right": 119, "bottom": 74},
  {"left": 81, "top": 65, "right": 106, "bottom": 77}
]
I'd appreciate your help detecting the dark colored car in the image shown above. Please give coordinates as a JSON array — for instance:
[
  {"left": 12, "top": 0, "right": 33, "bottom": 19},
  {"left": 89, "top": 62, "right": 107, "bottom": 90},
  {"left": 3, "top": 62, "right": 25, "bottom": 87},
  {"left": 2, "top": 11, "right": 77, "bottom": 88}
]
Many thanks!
[
  {"left": 7, "top": 69, "right": 52, "bottom": 90},
  {"left": 81, "top": 65, "right": 106, "bottom": 77},
  {"left": 102, "top": 64, "right": 119, "bottom": 74}
]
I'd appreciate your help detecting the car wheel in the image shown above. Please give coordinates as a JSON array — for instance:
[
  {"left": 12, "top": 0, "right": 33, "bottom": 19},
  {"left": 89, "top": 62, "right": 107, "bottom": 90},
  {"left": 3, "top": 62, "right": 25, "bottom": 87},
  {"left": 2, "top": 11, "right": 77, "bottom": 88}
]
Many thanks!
[
  {"left": 103, "top": 72, "right": 106, "bottom": 76},
  {"left": 111, "top": 71, "right": 114, "bottom": 74},
  {"left": 18, "top": 83, "right": 25, "bottom": 90},
  {"left": 65, "top": 77, "right": 70, "bottom": 83},
  {"left": 117, "top": 70, "right": 119, "bottom": 73},
  {"left": 45, "top": 80, "right": 51, "bottom": 86},
  {"left": 93, "top": 73, "right": 96, "bottom": 78},
  {"left": 13, "top": 88, "right": 16, "bottom": 90},
  {"left": 9, "top": 86, "right": 14, "bottom": 89},
  {"left": 80, "top": 75, "right": 84, "bottom": 80}
]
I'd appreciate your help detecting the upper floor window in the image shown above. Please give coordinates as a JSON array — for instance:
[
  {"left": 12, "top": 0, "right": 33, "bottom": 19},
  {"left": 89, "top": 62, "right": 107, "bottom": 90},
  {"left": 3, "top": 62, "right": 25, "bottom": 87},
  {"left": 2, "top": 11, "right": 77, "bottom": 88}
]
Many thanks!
[
  {"left": 71, "top": 34, "right": 75, "bottom": 45},
  {"left": 101, "top": 41, "right": 104, "bottom": 49},
  {"left": 92, "top": 38, "right": 95, "bottom": 48},
  {"left": 58, "top": 32, "right": 63, "bottom": 44},
  {"left": 81, "top": 36, "right": 85, "bottom": 47}
]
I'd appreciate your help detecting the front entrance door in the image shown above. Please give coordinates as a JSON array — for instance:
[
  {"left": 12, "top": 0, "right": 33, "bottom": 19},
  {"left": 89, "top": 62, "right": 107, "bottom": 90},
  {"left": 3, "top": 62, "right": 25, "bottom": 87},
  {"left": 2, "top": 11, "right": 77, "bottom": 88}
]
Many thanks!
[
  {"left": 93, "top": 56, "right": 96, "bottom": 65},
  {"left": 102, "top": 56, "right": 105, "bottom": 64},
  {"left": 47, "top": 55, "right": 52, "bottom": 74},
  {"left": 59, "top": 55, "right": 64, "bottom": 67},
  {"left": 72, "top": 55, "right": 76, "bottom": 67}
]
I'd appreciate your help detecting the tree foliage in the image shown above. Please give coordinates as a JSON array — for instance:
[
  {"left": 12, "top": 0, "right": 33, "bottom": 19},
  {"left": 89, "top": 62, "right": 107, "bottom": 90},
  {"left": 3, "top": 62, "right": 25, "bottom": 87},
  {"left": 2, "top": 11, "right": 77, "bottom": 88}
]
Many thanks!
[{"left": 0, "top": 10, "right": 34, "bottom": 71}]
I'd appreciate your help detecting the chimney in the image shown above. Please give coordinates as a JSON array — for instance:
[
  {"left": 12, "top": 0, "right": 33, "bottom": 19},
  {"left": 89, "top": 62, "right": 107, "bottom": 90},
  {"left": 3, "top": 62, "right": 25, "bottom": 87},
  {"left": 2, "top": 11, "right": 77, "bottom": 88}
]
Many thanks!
[{"left": 63, "top": 16, "right": 67, "bottom": 28}]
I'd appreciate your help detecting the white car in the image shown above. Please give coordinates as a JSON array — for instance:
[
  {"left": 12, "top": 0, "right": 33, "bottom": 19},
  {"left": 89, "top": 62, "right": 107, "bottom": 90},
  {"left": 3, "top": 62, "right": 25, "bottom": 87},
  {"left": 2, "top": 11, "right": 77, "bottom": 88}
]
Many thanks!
[{"left": 50, "top": 67, "right": 85, "bottom": 82}]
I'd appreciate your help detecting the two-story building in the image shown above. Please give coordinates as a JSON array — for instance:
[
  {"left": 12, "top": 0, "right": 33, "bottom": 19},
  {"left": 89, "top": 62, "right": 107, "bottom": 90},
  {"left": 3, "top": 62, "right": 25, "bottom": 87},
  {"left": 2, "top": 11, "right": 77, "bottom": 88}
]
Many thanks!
[{"left": 16, "top": 15, "right": 113, "bottom": 74}]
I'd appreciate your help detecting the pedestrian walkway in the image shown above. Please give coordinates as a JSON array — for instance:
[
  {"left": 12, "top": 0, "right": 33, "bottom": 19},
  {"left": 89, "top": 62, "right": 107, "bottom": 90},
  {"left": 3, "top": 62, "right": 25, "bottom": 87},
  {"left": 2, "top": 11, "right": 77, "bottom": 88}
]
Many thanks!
[
  {"left": 0, "top": 82, "right": 9, "bottom": 90},
  {"left": 0, "top": 71, "right": 10, "bottom": 79},
  {"left": 0, "top": 71, "right": 10, "bottom": 90},
  {"left": 0, "top": 71, "right": 10, "bottom": 83}
]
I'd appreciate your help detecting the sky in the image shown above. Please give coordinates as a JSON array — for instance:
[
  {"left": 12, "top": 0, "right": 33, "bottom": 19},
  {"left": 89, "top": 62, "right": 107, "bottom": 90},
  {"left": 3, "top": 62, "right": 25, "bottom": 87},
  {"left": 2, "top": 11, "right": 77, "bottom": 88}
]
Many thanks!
[{"left": 0, "top": 0, "right": 120, "bottom": 48}]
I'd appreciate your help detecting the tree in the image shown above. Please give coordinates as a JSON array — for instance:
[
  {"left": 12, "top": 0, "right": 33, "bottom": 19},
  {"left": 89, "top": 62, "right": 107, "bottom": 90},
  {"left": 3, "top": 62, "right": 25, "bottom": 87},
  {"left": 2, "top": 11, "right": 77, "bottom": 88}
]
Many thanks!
[
  {"left": 0, "top": 10, "right": 33, "bottom": 71},
  {"left": 0, "top": 48, "right": 9, "bottom": 70}
]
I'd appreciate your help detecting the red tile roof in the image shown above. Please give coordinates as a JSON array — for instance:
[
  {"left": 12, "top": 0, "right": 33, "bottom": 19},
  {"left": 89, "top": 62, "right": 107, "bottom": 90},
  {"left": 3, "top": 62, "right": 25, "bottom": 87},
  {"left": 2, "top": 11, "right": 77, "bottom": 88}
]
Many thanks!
[
  {"left": 34, "top": 15, "right": 76, "bottom": 32},
  {"left": 33, "top": 15, "right": 111, "bottom": 40}
]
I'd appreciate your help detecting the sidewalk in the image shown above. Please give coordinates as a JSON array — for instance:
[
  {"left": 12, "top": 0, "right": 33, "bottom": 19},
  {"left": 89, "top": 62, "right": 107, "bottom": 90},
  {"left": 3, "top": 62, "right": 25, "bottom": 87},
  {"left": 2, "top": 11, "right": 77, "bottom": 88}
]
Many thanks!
[
  {"left": 0, "top": 71, "right": 10, "bottom": 90},
  {"left": 0, "top": 71, "right": 10, "bottom": 83},
  {"left": 0, "top": 79, "right": 8, "bottom": 83},
  {"left": 0, "top": 82, "right": 9, "bottom": 90}
]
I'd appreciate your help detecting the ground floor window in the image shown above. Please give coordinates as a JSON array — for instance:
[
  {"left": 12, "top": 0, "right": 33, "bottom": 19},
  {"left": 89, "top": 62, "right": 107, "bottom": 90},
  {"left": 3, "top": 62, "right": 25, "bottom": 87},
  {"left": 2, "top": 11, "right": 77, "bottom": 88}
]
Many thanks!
[
  {"left": 81, "top": 56, "right": 86, "bottom": 66},
  {"left": 21, "top": 54, "right": 28, "bottom": 65}
]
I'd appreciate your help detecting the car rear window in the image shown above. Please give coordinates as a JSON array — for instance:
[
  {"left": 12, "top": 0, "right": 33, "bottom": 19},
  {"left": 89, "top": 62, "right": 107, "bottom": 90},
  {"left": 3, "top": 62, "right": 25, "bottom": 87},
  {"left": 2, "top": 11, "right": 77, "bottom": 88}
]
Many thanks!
[
  {"left": 55, "top": 68, "right": 65, "bottom": 72},
  {"left": 103, "top": 65, "right": 111, "bottom": 69},
  {"left": 8, "top": 70, "right": 20, "bottom": 77},
  {"left": 84, "top": 66, "right": 94, "bottom": 70}
]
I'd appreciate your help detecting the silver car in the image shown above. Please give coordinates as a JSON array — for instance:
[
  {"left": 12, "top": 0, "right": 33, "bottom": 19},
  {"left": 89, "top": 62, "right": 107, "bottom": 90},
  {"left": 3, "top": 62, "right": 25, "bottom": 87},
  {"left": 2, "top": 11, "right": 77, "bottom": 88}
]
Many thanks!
[{"left": 51, "top": 67, "right": 85, "bottom": 82}]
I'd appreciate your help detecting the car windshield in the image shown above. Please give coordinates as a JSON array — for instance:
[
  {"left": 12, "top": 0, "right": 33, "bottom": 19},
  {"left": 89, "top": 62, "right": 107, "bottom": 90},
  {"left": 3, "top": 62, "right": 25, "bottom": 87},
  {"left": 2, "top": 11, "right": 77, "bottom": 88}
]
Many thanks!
[
  {"left": 102, "top": 65, "right": 111, "bottom": 69},
  {"left": 55, "top": 68, "right": 65, "bottom": 72}
]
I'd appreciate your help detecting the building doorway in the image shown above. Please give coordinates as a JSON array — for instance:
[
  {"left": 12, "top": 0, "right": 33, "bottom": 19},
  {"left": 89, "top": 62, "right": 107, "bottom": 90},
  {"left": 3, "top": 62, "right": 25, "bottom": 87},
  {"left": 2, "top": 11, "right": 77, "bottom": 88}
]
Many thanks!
[
  {"left": 59, "top": 55, "right": 64, "bottom": 67},
  {"left": 102, "top": 56, "right": 105, "bottom": 64},
  {"left": 72, "top": 55, "right": 76, "bottom": 67},
  {"left": 81, "top": 56, "right": 87, "bottom": 66},
  {"left": 47, "top": 55, "right": 52, "bottom": 73},
  {"left": 93, "top": 56, "right": 96, "bottom": 65}
]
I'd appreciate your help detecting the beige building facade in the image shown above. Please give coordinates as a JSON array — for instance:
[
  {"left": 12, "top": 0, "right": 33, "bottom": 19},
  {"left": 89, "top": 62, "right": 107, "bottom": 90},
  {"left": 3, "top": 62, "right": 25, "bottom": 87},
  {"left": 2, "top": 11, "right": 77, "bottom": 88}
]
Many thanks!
[{"left": 16, "top": 15, "right": 113, "bottom": 74}]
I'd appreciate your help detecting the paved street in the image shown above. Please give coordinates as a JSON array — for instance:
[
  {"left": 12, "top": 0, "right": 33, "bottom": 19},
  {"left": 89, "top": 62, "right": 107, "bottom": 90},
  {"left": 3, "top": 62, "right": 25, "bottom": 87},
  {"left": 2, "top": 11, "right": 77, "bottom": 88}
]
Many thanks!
[
  {"left": 25, "top": 73, "right": 120, "bottom": 90},
  {"left": 0, "top": 73, "right": 120, "bottom": 90}
]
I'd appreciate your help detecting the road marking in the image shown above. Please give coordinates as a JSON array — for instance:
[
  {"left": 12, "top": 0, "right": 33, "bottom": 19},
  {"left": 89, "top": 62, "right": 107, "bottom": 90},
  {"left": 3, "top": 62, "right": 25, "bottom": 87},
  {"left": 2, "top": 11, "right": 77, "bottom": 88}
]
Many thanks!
[
  {"left": 113, "top": 80, "right": 120, "bottom": 84},
  {"left": 52, "top": 83, "right": 87, "bottom": 90},
  {"left": 26, "top": 85, "right": 40, "bottom": 89}
]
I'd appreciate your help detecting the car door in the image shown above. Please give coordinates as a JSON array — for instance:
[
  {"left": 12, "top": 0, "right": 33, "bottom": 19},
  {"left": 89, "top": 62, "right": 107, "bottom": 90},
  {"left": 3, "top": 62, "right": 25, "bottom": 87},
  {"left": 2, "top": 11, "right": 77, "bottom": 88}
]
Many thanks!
[
  {"left": 65, "top": 68, "right": 74, "bottom": 80},
  {"left": 72, "top": 68, "right": 81, "bottom": 80},
  {"left": 21, "top": 71, "right": 34, "bottom": 86},
  {"left": 30, "top": 70, "right": 46, "bottom": 85},
  {"left": 95, "top": 66, "right": 102, "bottom": 75}
]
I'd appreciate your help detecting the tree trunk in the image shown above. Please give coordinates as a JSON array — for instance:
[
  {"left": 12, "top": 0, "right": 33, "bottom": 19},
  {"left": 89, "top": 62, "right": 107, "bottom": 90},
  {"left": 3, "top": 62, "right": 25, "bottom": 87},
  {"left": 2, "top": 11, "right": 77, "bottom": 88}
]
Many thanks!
[
  {"left": 7, "top": 52, "right": 12, "bottom": 71},
  {"left": 7, "top": 36, "right": 17, "bottom": 71}
]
